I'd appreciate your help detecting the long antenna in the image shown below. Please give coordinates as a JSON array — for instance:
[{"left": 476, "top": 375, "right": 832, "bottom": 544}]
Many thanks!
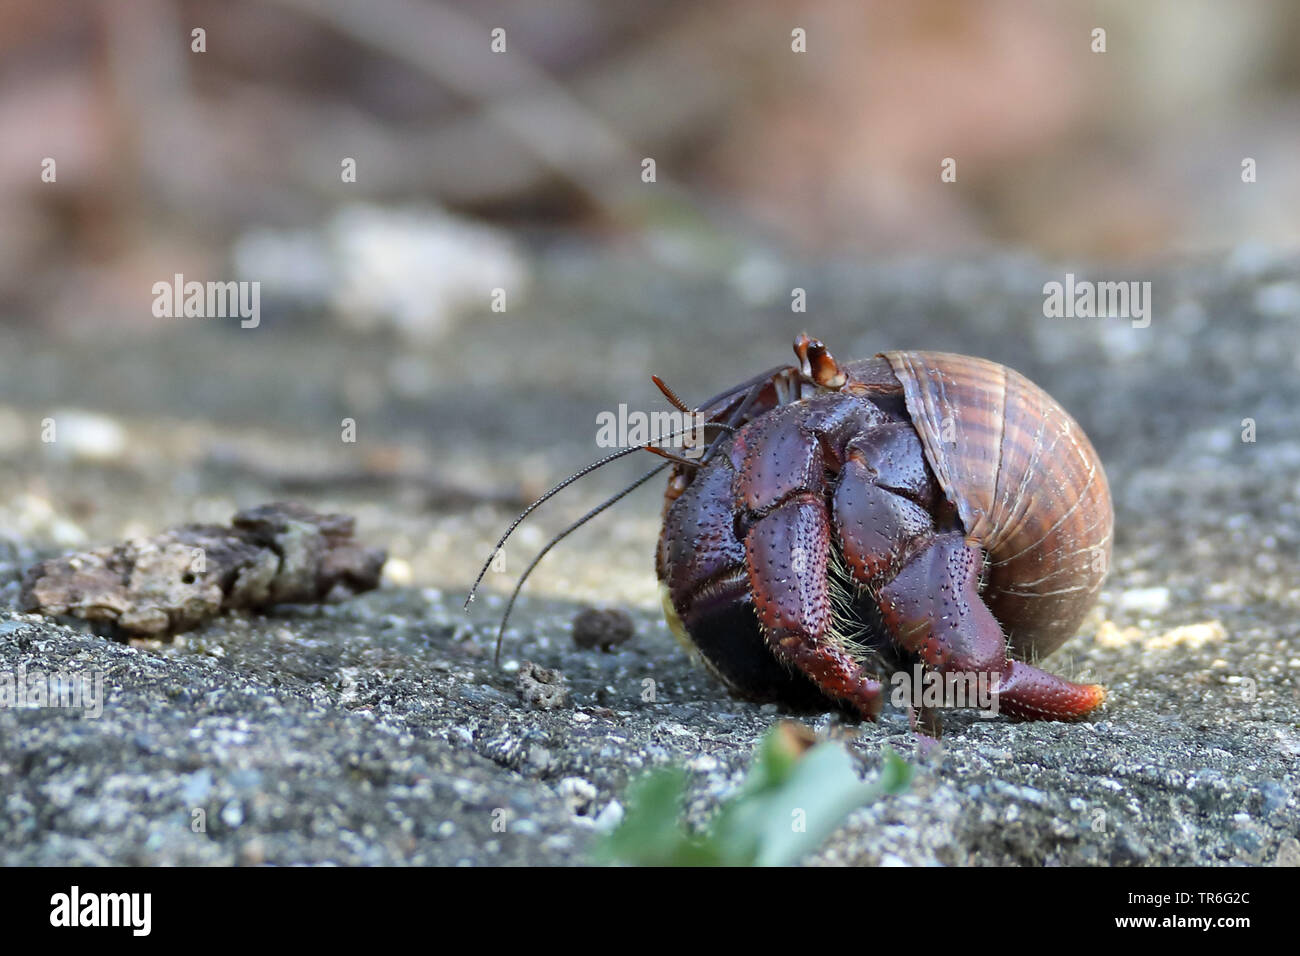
[
  {"left": 466, "top": 366, "right": 787, "bottom": 668},
  {"left": 463, "top": 421, "right": 726, "bottom": 611},
  {"left": 492, "top": 462, "right": 669, "bottom": 665}
]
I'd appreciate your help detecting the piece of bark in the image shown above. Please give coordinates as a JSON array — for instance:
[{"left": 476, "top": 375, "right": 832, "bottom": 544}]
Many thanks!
[{"left": 19, "top": 502, "right": 386, "bottom": 637}]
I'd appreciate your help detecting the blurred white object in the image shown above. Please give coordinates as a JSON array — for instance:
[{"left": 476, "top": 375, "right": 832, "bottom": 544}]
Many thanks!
[
  {"left": 46, "top": 409, "right": 128, "bottom": 463},
  {"left": 2, "top": 494, "right": 86, "bottom": 548},
  {"left": 234, "top": 203, "right": 530, "bottom": 340}
]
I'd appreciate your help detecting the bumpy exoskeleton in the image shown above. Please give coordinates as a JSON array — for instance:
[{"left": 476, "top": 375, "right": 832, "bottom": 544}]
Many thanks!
[{"left": 656, "top": 335, "right": 1112, "bottom": 731}]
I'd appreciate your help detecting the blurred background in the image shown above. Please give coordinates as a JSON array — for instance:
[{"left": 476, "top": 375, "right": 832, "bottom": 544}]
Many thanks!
[{"left": 1, "top": 0, "right": 1299, "bottom": 612}]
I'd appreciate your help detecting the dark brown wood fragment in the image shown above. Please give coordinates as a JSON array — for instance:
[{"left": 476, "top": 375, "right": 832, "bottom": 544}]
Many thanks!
[{"left": 19, "top": 502, "right": 386, "bottom": 637}]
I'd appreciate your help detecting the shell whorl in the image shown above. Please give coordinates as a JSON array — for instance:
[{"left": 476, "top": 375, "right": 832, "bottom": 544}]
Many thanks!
[{"left": 883, "top": 351, "right": 1113, "bottom": 658}]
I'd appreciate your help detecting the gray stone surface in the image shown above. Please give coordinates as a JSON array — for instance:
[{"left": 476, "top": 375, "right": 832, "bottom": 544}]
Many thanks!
[{"left": 1, "top": 246, "right": 1298, "bottom": 865}]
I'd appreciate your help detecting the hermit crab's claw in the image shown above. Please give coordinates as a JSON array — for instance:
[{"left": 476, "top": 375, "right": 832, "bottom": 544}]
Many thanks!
[{"left": 793, "top": 334, "right": 847, "bottom": 389}]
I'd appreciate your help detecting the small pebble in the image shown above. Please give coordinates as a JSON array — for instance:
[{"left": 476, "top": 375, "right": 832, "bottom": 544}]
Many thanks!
[
  {"left": 1118, "top": 587, "right": 1170, "bottom": 615},
  {"left": 572, "top": 607, "right": 636, "bottom": 651},
  {"left": 516, "top": 661, "right": 570, "bottom": 710},
  {"left": 592, "top": 800, "right": 624, "bottom": 833},
  {"left": 221, "top": 800, "right": 245, "bottom": 828}
]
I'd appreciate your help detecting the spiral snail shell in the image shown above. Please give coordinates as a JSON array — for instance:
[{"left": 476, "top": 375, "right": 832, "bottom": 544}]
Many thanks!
[{"left": 883, "top": 350, "right": 1113, "bottom": 661}]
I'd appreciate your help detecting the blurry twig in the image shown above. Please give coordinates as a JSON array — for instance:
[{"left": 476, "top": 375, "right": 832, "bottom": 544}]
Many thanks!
[
  {"left": 265, "top": 0, "right": 674, "bottom": 218},
  {"left": 203, "top": 447, "right": 532, "bottom": 512}
]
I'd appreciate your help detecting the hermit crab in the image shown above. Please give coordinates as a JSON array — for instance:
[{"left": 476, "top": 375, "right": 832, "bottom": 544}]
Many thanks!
[{"left": 468, "top": 335, "right": 1112, "bottom": 732}]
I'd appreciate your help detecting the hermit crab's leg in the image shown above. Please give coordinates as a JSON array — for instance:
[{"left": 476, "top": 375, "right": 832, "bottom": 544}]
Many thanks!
[
  {"left": 831, "top": 424, "right": 1104, "bottom": 721},
  {"left": 744, "top": 495, "right": 882, "bottom": 719},
  {"left": 831, "top": 426, "right": 949, "bottom": 732},
  {"left": 736, "top": 403, "right": 885, "bottom": 719},
  {"left": 832, "top": 426, "right": 937, "bottom": 584},
  {"left": 876, "top": 533, "right": 1106, "bottom": 720}
]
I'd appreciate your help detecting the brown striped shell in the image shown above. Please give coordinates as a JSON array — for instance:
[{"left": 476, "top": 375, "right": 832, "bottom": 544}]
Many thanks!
[{"left": 882, "top": 351, "right": 1113, "bottom": 659}]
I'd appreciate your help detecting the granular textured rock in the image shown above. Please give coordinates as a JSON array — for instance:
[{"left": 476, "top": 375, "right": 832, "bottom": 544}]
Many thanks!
[
  {"left": 517, "top": 661, "right": 571, "bottom": 710},
  {"left": 1, "top": 249, "right": 1298, "bottom": 865}
]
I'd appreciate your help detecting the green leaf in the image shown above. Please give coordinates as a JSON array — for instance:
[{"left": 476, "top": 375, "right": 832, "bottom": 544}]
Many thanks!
[
  {"left": 591, "top": 767, "right": 690, "bottom": 866},
  {"left": 732, "top": 728, "right": 795, "bottom": 803},
  {"left": 592, "top": 729, "right": 913, "bottom": 867},
  {"left": 750, "top": 742, "right": 877, "bottom": 867},
  {"left": 874, "top": 746, "right": 915, "bottom": 795}
]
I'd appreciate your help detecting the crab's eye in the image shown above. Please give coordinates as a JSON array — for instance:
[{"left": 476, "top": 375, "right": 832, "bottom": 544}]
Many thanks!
[{"left": 665, "top": 471, "right": 690, "bottom": 501}]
